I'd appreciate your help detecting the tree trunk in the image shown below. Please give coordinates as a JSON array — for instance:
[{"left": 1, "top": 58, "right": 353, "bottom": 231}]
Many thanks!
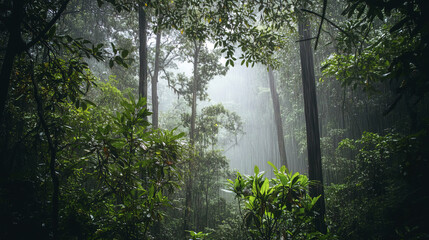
[
  {"left": 205, "top": 183, "right": 209, "bottom": 228},
  {"left": 0, "top": 0, "right": 24, "bottom": 124},
  {"left": 298, "top": 17, "right": 326, "bottom": 233},
  {"left": 184, "top": 41, "right": 201, "bottom": 236},
  {"left": 152, "top": 29, "right": 162, "bottom": 129},
  {"left": 138, "top": 4, "right": 148, "bottom": 112},
  {"left": 190, "top": 41, "right": 201, "bottom": 144},
  {"left": 184, "top": 173, "right": 193, "bottom": 236},
  {"left": 268, "top": 67, "right": 288, "bottom": 169}
]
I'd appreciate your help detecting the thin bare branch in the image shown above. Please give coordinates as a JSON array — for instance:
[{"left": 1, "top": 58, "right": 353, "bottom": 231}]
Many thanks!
[
  {"left": 314, "top": 0, "right": 328, "bottom": 50},
  {"left": 300, "top": 8, "right": 347, "bottom": 36}
]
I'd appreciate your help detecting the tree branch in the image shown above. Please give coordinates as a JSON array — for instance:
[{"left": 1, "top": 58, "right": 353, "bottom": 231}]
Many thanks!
[
  {"left": 300, "top": 8, "right": 348, "bottom": 36},
  {"left": 314, "top": 0, "right": 328, "bottom": 50},
  {"left": 24, "top": 0, "right": 71, "bottom": 50},
  {"left": 295, "top": 36, "right": 317, "bottom": 42}
]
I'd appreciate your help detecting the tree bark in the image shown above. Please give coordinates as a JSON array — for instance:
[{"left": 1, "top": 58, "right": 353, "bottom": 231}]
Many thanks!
[
  {"left": 298, "top": 17, "right": 327, "bottom": 233},
  {"left": 138, "top": 4, "right": 148, "bottom": 112},
  {"left": 152, "top": 29, "right": 162, "bottom": 129},
  {"left": 190, "top": 41, "right": 201, "bottom": 144},
  {"left": 184, "top": 40, "right": 201, "bottom": 236},
  {"left": 205, "top": 183, "right": 209, "bottom": 228},
  {"left": 268, "top": 67, "right": 288, "bottom": 169},
  {"left": 0, "top": 0, "right": 25, "bottom": 124}
]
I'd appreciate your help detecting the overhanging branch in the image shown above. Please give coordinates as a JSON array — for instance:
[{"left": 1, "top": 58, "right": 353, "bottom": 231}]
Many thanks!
[
  {"left": 314, "top": 0, "right": 328, "bottom": 50},
  {"left": 300, "top": 8, "right": 348, "bottom": 36},
  {"left": 24, "top": 0, "right": 71, "bottom": 50}
]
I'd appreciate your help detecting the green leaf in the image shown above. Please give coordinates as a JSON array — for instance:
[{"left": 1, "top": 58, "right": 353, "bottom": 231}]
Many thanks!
[
  {"left": 279, "top": 174, "right": 288, "bottom": 186},
  {"left": 121, "top": 49, "right": 129, "bottom": 58},
  {"left": 254, "top": 165, "right": 259, "bottom": 175},
  {"left": 267, "top": 161, "right": 278, "bottom": 172},
  {"left": 83, "top": 99, "right": 96, "bottom": 107},
  {"left": 252, "top": 179, "right": 258, "bottom": 195},
  {"left": 260, "top": 178, "right": 269, "bottom": 194},
  {"left": 111, "top": 140, "right": 125, "bottom": 149},
  {"left": 110, "top": 42, "right": 117, "bottom": 54},
  {"left": 291, "top": 172, "right": 300, "bottom": 185},
  {"left": 311, "top": 195, "right": 321, "bottom": 206}
]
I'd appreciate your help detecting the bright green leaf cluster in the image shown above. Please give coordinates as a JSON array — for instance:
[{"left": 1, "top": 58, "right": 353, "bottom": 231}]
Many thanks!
[{"left": 228, "top": 163, "right": 326, "bottom": 240}]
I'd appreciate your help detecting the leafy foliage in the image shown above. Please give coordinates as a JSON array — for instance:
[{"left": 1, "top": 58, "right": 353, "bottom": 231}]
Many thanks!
[
  {"left": 51, "top": 95, "right": 184, "bottom": 240},
  {"left": 188, "top": 230, "right": 211, "bottom": 240},
  {"left": 326, "top": 130, "right": 429, "bottom": 240},
  {"left": 174, "top": 103, "right": 243, "bottom": 236},
  {"left": 171, "top": 42, "right": 228, "bottom": 104},
  {"left": 193, "top": 104, "right": 243, "bottom": 148},
  {"left": 322, "top": 0, "right": 429, "bottom": 116},
  {"left": 321, "top": 24, "right": 413, "bottom": 92},
  {"left": 2, "top": 0, "right": 428, "bottom": 239},
  {"left": 228, "top": 164, "right": 329, "bottom": 240},
  {"left": 1, "top": 44, "right": 186, "bottom": 238}
]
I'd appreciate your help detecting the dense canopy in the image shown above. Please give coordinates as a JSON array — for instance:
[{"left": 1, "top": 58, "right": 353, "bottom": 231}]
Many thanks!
[{"left": 1, "top": 0, "right": 428, "bottom": 239}]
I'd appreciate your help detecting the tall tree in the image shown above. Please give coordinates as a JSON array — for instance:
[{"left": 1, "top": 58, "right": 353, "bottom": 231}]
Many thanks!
[
  {"left": 151, "top": 28, "right": 162, "bottom": 129},
  {"left": 268, "top": 67, "right": 288, "bottom": 169},
  {"left": 189, "top": 40, "right": 202, "bottom": 144},
  {"left": 298, "top": 16, "right": 326, "bottom": 233},
  {"left": 184, "top": 40, "right": 201, "bottom": 234},
  {"left": 0, "top": 0, "right": 25, "bottom": 124},
  {"left": 138, "top": 3, "right": 148, "bottom": 112},
  {"left": 170, "top": 39, "right": 227, "bottom": 234}
]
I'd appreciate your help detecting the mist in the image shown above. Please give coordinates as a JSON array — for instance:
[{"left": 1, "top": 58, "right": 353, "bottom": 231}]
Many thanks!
[{"left": 2, "top": 1, "right": 427, "bottom": 239}]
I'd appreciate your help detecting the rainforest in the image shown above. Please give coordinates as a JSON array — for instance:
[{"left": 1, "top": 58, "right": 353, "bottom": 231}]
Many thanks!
[{"left": 1, "top": 0, "right": 428, "bottom": 239}]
